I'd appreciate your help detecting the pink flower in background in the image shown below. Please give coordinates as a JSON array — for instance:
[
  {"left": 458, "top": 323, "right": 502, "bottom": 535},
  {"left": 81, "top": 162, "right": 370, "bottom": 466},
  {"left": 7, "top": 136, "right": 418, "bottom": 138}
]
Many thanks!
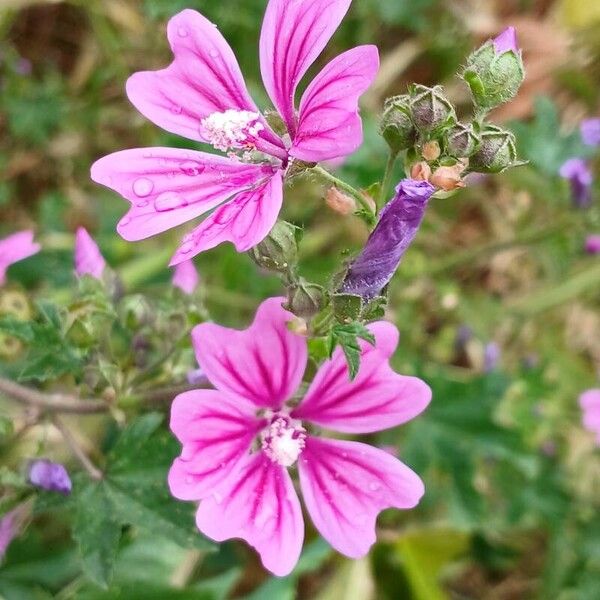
[
  {"left": 579, "top": 389, "right": 600, "bottom": 445},
  {"left": 91, "top": 2, "right": 379, "bottom": 265},
  {"left": 168, "top": 297, "right": 430, "bottom": 576},
  {"left": 585, "top": 235, "right": 600, "bottom": 255},
  {"left": 172, "top": 259, "right": 199, "bottom": 294},
  {"left": 74, "top": 227, "right": 106, "bottom": 280},
  {"left": 0, "top": 230, "right": 40, "bottom": 286},
  {"left": 581, "top": 118, "right": 600, "bottom": 147}
]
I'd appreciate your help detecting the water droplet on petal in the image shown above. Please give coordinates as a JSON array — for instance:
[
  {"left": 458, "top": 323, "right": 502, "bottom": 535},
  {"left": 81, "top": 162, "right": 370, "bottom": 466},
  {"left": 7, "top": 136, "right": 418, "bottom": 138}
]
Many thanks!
[
  {"left": 136, "top": 199, "right": 149, "bottom": 208},
  {"left": 209, "top": 49, "right": 219, "bottom": 58},
  {"left": 180, "top": 161, "right": 205, "bottom": 176},
  {"left": 178, "top": 240, "right": 195, "bottom": 254},
  {"left": 154, "top": 191, "right": 188, "bottom": 212},
  {"left": 132, "top": 177, "right": 154, "bottom": 197},
  {"left": 368, "top": 482, "right": 381, "bottom": 492},
  {"left": 177, "top": 27, "right": 188, "bottom": 37}
]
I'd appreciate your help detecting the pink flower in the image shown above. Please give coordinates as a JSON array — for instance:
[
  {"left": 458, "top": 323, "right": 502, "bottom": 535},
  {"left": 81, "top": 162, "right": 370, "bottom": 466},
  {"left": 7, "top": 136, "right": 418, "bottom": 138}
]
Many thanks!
[
  {"left": 168, "top": 297, "right": 431, "bottom": 576},
  {"left": 74, "top": 227, "right": 106, "bottom": 280},
  {"left": 585, "top": 234, "right": 600, "bottom": 255},
  {"left": 580, "top": 389, "right": 600, "bottom": 445},
  {"left": 0, "top": 230, "right": 40, "bottom": 286},
  {"left": 91, "top": 3, "right": 379, "bottom": 265},
  {"left": 172, "top": 259, "right": 199, "bottom": 294}
]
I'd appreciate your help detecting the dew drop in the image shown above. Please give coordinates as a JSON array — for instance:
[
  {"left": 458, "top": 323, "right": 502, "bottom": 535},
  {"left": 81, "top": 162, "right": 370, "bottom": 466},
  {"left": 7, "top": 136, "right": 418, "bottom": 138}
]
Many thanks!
[
  {"left": 209, "top": 48, "right": 219, "bottom": 58},
  {"left": 154, "top": 191, "right": 188, "bottom": 212},
  {"left": 180, "top": 161, "right": 205, "bottom": 176},
  {"left": 178, "top": 240, "right": 195, "bottom": 254},
  {"left": 177, "top": 27, "right": 188, "bottom": 37},
  {"left": 368, "top": 482, "right": 381, "bottom": 492},
  {"left": 132, "top": 177, "right": 154, "bottom": 197},
  {"left": 136, "top": 199, "right": 149, "bottom": 208}
]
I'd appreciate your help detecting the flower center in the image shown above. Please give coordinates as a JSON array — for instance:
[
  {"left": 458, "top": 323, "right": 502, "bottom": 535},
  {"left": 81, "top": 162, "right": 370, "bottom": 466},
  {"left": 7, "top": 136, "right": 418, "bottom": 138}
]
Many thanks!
[
  {"left": 200, "top": 110, "right": 264, "bottom": 153},
  {"left": 261, "top": 414, "right": 306, "bottom": 468}
]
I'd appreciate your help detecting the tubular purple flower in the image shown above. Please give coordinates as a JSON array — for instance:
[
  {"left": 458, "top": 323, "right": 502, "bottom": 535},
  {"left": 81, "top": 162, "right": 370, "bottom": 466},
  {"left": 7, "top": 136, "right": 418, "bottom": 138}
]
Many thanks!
[
  {"left": 27, "top": 459, "right": 72, "bottom": 495},
  {"left": 585, "top": 235, "right": 600, "bottom": 255},
  {"left": 581, "top": 118, "right": 600, "bottom": 147},
  {"left": 493, "top": 27, "right": 518, "bottom": 54},
  {"left": 559, "top": 158, "right": 593, "bottom": 208},
  {"left": 339, "top": 179, "right": 435, "bottom": 300}
]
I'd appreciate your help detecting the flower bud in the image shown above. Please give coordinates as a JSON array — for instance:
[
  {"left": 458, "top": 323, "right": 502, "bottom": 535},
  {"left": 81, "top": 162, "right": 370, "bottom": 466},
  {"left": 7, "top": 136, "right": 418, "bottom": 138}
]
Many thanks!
[
  {"left": 325, "top": 187, "right": 357, "bottom": 216},
  {"left": 410, "top": 162, "right": 432, "bottom": 181},
  {"left": 408, "top": 85, "right": 456, "bottom": 132},
  {"left": 285, "top": 279, "right": 324, "bottom": 318},
  {"left": 250, "top": 220, "right": 299, "bottom": 273},
  {"left": 339, "top": 179, "right": 436, "bottom": 300},
  {"left": 469, "top": 125, "right": 518, "bottom": 173},
  {"left": 380, "top": 95, "right": 416, "bottom": 152},
  {"left": 422, "top": 140, "right": 441, "bottom": 161},
  {"left": 74, "top": 227, "right": 106, "bottom": 281},
  {"left": 430, "top": 164, "right": 466, "bottom": 191},
  {"left": 171, "top": 259, "right": 200, "bottom": 295},
  {"left": 27, "top": 459, "right": 72, "bottom": 495},
  {"left": 463, "top": 26, "right": 525, "bottom": 111},
  {"left": 444, "top": 122, "right": 479, "bottom": 157}
]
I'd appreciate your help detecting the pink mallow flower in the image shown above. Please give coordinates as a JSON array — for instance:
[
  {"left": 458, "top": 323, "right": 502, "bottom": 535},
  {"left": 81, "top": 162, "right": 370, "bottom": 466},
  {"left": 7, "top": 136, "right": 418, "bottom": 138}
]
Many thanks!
[
  {"left": 580, "top": 389, "right": 600, "bottom": 445},
  {"left": 0, "top": 230, "right": 40, "bottom": 286},
  {"left": 168, "top": 297, "right": 431, "bottom": 576},
  {"left": 585, "top": 235, "right": 600, "bottom": 255},
  {"left": 74, "top": 227, "right": 106, "bottom": 280},
  {"left": 172, "top": 259, "right": 199, "bottom": 294},
  {"left": 91, "top": 2, "right": 379, "bottom": 266}
]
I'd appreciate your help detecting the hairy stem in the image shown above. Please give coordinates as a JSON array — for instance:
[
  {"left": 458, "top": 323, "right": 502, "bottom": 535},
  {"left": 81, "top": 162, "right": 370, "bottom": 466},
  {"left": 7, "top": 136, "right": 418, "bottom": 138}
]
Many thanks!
[
  {"left": 378, "top": 150, "right": 399, "bottom": 210},
  {"left": 52, "top": 415, "right": 103, "bottom": 480}
]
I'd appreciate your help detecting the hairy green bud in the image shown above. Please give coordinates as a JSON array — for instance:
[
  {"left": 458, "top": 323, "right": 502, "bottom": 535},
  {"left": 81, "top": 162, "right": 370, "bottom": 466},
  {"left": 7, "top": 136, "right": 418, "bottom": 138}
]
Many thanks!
[
  {"left": 408, "top": 85, "right": 456, "bottom": 132},
  {"left": 250, "top": 221, "right": 300, "bottom": 273},
  {"left": 444, "top": 122, "right": 480, "bottom": 157},
  {"left": 469, "top": 125, "right": 518, "bottom": 173},
  {"left": 285, "top": 280, "right": 324, "bottom": 319},
  {"left": 380, "top": 95, "right": 415, "bottom": 152}
]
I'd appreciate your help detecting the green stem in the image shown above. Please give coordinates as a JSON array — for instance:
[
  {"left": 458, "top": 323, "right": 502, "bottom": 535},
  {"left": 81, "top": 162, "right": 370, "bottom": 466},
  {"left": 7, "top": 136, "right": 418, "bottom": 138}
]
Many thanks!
[
  {"left": 378, "top": 151, "right": 399, "bottom": 210},
  {"left": 311, "top": 165, "right": 375, "bottom": 225}
]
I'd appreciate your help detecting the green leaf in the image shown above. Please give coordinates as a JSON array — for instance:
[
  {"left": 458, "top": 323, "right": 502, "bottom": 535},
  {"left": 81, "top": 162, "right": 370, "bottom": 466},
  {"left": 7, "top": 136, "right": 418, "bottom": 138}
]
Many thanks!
[
  {"left": 0, "top": 317, "right": 34, "bottom": 342},
  {"left": 328, "top": 322, "right": 376, "bottom": 379},
  {"left": 73, "top": 481, "right": 121, "bottom": 589}
]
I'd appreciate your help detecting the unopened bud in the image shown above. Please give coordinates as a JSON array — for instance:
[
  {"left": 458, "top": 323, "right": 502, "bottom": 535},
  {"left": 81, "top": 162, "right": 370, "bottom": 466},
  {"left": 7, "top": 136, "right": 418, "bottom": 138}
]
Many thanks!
[
  {"left": 325, "top": 187, "right": 357, "bottom": 216},
  {"left": 250, "top": 220, "right": 299, "bottom": 273},
  {"left": 409, "top": 84, "right": 456, "bottom": 132},
  {"left": 463, "top": 26, "right": 525, "bottom": 111},
  {"left": 430, "top": 163, "right": 466, "bottom": 191},
  {"left": 410, "top": 161, "right": 432, "bottom": 181},
  {"left": 380, "top": 95, "right": 416, "bottom": 152},
  {"left": 444, "top": 122, "right": 479, "bottom": 157},
  {"left": 469, "top": 125, "right": 518, "bottom": 173},
  {"left": 285, "top": 280, "right": 324, "bottom": 318},
  {"left": 422, "top": 140, "right": 441, "bottom": 161}
]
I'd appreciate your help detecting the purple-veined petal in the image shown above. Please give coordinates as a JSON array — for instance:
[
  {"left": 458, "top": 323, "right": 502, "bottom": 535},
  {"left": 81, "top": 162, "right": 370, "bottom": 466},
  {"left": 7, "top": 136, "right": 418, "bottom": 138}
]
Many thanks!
[
  {"left": 170, "top": 172, "right": 283, "bottom": 264},
  {"left": 192, "top": 297, "right": 307, "bottom": 410},
  {"left": 292, "top": 321, "right": 430, "bottom": 433},
  {"left": 196, "top": 451, "right": 304, "bottom": 576},
  {"left": 259, "top": 0, "right": 352, "bottom": 137},
  {"left": 126, "top": 9, "right": 283, "bottom": 150},
  {"left": 168, "top": 390, "right": 262, "bottom": 501},
  {"left": 90, "top": 147, "right": 275, "bottom": 241},
  {"left": 0, "top": 230, "right": 40, "bottom": 285},
  {"left": 74, "top": 227, "right": 106, "bottom": 280},
  {"left": 298, "top": 437, "right": 424, "bottom": 558},
  {"left": 291, "top": 46, "right": 379, "bottom": 162},
  {"left": 171, "top": 259, "right": 200, "bottom": 294}
]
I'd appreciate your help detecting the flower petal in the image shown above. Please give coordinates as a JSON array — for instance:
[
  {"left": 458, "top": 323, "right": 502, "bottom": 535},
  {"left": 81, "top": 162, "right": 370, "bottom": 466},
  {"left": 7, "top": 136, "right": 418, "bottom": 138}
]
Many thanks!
[
  {"left": 259, "top": 0, "right": 352, "bottom": 136},
  {"left": 196, "top": 452, "right": 304, "bottom": 576},
  {"left": 292, "top": 321, "right": 431, "bottom": 433},
  {"left": 298, "top": 437, "right": 424, "bottom": 557},
  {"left": 126, "top": 9, "right": 282, "bottom": 150},
  {"left": 171, "top": 259, "right": 200, "bottom": 295},
  {"left": 168, "top": 390, "right": 262, "bottom": 501},
  {"left": 192, "top": 297, "right": 307, "bottom": 410},
  {"left": 0, "top": 230, "right": 40, "bottom": 285},
  {"left": 74, "top": 227, "right": 106, "bottom": 280},
  {"left": 170, "top": 172, "right": 283, "bottom": 264},
  {"left": 90, "top": 147, "right": 275, "bottom": 241},
  {"left": 290, "top": 46, "right": 379, "bottom": 162}
]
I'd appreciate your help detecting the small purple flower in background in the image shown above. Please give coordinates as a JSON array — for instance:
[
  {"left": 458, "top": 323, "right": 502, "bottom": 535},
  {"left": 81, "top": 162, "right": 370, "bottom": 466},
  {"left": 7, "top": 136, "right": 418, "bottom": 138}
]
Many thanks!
[
  {"left": 172, "top": 259, "right": 199, "bottom": 295},
  {"left": 0, "top": 230, "right": 41, "bottom": 286},
  {"left": 168, "top": 297, "right": 431, "bottom": 576},
  {"left": 493, "top": 26, "right": 519, "bottom": 54},
  {"left": 455, "top": 325, "right": 473, "bottom": 351},
  {"left": 483, "top": 342, "right": 501, "bottom": 372},
  {"left": 27, "top": 459, "right": 72, "bottom": 495},
  {"left": 559, "top": 158, "right": 593, "bottom": 208},
  {"left": 186, "top": 367, "right": 209, "bottom": 387},
  {"left": 584, "top": 234, "right": 600, "bottom": 255},
  {"left": 579, "top": 389, "right": 600, "bottom": 445},
  {"left": 74, "top": 227, "right": 106, "bottom": 280},
  {"left": 340, "top": 179, "right": 435, "bottom": 299},
  {"left": 91, "top": 1, "right": 379, "bottom": 265},
  {"left": 14, "top": 57, "right": 32, "bottom": 76},
  {"left": 581, "top": 118, "right": 600, "bottom": 147}
]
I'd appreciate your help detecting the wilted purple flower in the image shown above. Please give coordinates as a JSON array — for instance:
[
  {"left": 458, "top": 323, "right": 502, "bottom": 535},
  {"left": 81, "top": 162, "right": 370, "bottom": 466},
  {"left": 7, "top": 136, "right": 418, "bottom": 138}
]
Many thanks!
[
  {"left": 585, "top": 235, "right": 600, "bottom": 255},
  {"left": 74, "top": 227, "right": 106, "bottom": 280},
  {"left": 581, "top": 118, "right": 600, "bottom": 147},
  {"left": 172, "top": 259, "right": 199, "bottom": 295},
  {"left": 339, "top": 179, "right": 435, "bottom": 299},
  {"left": 483, "top": 342, "right": 501, "bottom": 372},
  {"left": 27, "top": 459, "right": 72, "bottom": 495},
  {"left": 493, "top": 26, "right": 519, "bottom": 54},
  {"left": 559, "top": 158, "right": 593, "bottom": 208}
]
